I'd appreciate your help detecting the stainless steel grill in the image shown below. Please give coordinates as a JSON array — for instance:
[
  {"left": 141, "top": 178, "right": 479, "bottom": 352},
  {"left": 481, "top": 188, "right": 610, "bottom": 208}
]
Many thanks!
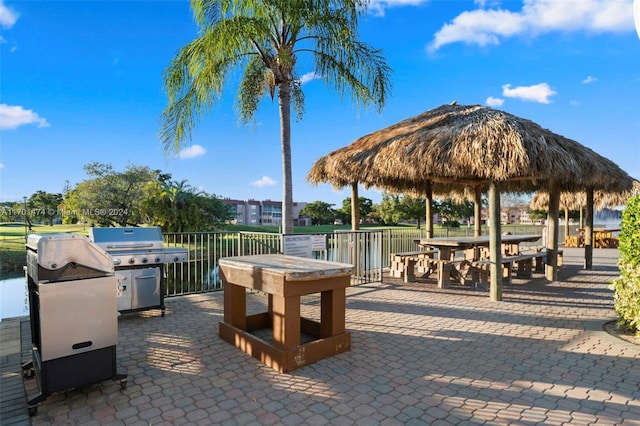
[
  {"left": 22, "top": 234, "right": 127, "bottom": 417},
  {"left": 89, "top": 227, "right": 188, "bottom": 316}
]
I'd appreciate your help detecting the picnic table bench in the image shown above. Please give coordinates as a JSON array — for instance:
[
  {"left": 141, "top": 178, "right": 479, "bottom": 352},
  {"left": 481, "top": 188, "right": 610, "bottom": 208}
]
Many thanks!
[
  {"left": 470, "top": 248, "right": 563, "bottom": 286},
  {"left": 390, "top": 250, "right": 437, "bottom": 283}
]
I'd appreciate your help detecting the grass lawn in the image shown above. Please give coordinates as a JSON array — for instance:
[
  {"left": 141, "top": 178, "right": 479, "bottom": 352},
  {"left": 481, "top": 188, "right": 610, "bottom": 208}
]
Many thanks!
[
  {"left": 0, "top": 223, "right": 88, "bottom": 278},
  {"left": 0, "top": 222, "right": 412, "bottom": 278}
]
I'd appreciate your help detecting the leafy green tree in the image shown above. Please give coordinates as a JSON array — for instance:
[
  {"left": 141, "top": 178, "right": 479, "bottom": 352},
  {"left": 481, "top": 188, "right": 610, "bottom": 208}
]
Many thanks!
[
  {"left": 399, "top": 196, "right": 425, "bottom": 228},
  {"left": 367, "top": 203, "right": 382, "bottom": 224},
  {"left": 337, "top": 196, "right": 373, "bottom": 225},
  {"left": 159, "top": 0, "right": 392, "bottom": 234},
  {"left": 66, "top": 162, "right": 160, "bottom": 226},
  {"left": 0, "top": 201, "right": 20, "bottom": 222},
  {"left": 435, "top": 197, "right": 474, "bottom": 227},
  {"left": 378, "top": 194, "right": 402, "bottom": 225},
  {"left": 299, "top": 201, "right": 336, "bottom": 225},
  {"left": 528, "top": 209, "right": 547, "bottom": 220},
  {"left": 143, "top": 178, "right": 231, "bottom": 232},
  {"left": 28, "top": 191, "right": 63, "bottom": 226}
]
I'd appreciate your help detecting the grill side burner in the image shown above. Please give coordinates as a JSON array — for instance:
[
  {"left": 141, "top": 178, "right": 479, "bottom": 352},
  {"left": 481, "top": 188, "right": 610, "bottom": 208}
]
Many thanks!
[
  {"left": 22, "top": 234, "right": 127, "bottom": 417},
  {"left": 89, "top": 227, "right": 188, "bottom": 316}
]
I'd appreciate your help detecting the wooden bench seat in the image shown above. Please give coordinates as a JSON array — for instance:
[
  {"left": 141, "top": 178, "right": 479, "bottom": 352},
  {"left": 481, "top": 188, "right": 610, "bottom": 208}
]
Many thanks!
[
  {"left": 390, "top": 250, "right": 437, "bottom": 282},
  {"left": 470, "top": 249, "right": 564, "bottom": 286}
]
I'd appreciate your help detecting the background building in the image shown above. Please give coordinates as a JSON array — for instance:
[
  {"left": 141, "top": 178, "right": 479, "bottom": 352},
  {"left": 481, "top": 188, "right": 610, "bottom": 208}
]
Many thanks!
[{"left": 222, "top": 199, "right": 308, "bottom": 227}]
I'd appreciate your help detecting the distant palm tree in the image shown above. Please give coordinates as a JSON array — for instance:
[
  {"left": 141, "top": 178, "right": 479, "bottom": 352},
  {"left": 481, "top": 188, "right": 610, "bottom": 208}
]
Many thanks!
[{"left": 160, "top": 0, "right": 392, "bottom": 234}]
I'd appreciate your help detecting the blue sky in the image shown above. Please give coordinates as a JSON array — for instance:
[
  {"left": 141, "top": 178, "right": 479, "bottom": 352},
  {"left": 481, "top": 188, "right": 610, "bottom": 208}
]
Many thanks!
[{"left": 1, "top": 0, "right": 639, "bottom": 207}]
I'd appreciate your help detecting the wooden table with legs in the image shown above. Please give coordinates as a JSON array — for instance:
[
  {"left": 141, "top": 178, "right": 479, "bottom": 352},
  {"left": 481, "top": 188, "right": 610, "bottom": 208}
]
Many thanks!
[
  {"left": 415, "top": 235, "right": 542, "bottom": 288},
  {"left": 218, "top": 254, "right": 353, "bottom": 373}
]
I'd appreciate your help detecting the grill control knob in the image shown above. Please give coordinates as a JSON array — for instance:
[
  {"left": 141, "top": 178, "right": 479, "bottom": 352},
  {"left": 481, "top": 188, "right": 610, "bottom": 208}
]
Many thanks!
[
  {"left": 142, "top": 257, "right": 148, "bottom": 264},
  {"left": 155, "top": 257, "right": 161, "bottom": 263},
  {"left": 173, "top": 256, "right": 180, "bottom": 262},
  {"left": 128, "top": 258, "right": 135, "bottom": 264}
]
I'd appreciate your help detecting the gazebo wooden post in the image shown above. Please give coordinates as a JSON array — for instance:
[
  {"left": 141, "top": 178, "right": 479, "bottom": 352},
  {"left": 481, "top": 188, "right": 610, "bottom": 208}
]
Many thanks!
[
  {"left": 564, "top": 207, "right": 570, "bottom": 241},
  {"left": 488, "top": 181, "right": 502, "bottom": 301},
  {"left": 351, "top": 182, "right": 360, "bottom": 231},
  {"left": 425, "top": 181, "right": 433, "bottom": 239},
  {"left": 474, "top": 186, "right": 482, "bottom": 237},
  {"left": 546, "top": 180, "right": 560, "bottom": 281},
  {"left": 584, "top": 187, "right": 594, "bottom": 269}
]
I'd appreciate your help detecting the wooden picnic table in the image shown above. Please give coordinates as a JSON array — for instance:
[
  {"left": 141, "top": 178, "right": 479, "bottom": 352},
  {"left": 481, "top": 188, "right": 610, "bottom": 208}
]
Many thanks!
[
  {"left": 577, "top": 228, "right": 621, "bottom": 248},
  {"left": 218, "top": 254, "right": 353, "bottom": 373},
  {"left": 414, "top": 234, "right": 542, "bottom": 288}
]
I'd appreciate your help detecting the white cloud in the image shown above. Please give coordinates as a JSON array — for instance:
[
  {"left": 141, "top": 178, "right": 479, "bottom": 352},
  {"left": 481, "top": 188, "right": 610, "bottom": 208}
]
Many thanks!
[
  {"left": 368, "top": 0, "right": 429, "bottom": 17},
  {"left": 0, "top": 162, "right": 4, "bottom": 169},
  {"left": 178, "top": 144, "right": 206, "bottom": 159},
  {"left": 0, "top": 0, "right": 18, "bottom": 28},
  {"left": 299, "top": 72, "right": 320, "bottom": 85},
  {"left": 485, "top": 96, "right": 504, "bottom": 107},
  {"left": 583, "top": 75, "right": 598, "bottom": 84},
  {"left": 251, "top": 176, "right": 276, "bottom": 188},
  {"left": 0, "top": 104, "right": 50, "bottom": 129},
  {"left": 570, "top": 100, "right": 580, "bottom": 106},
  {"left": 502, "top": 83, "right": 556, "bottom": 104},
  {"left": 429, "top": 0, "right": 634, "bottom": 52},
  {"left": 636, "top": 0, "right": 640, "bottom": 39}
]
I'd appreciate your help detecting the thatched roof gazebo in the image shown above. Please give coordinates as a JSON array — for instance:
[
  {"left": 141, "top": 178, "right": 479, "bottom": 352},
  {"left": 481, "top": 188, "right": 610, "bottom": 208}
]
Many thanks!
[
  {"left": 531, "top": 181, "right": 640, "bottom": 241},
  {"left": 530, "top": 181, "right": 640, "bottom": 211},
  {"left": 308, "top": 104, "right": 634, "bottom": 301}
]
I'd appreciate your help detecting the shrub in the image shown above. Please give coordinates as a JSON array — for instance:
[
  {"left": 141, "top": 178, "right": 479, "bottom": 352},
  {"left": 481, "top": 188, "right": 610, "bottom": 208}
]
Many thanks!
[{"left": 612, "top": 194, "right": 640, "bottom": 335}]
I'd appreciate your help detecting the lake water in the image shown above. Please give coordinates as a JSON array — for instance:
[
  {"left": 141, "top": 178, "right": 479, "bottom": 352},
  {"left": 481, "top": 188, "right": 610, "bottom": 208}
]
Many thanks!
[{"left": 0, "top": 277, "right": 29, "bottom": 321}]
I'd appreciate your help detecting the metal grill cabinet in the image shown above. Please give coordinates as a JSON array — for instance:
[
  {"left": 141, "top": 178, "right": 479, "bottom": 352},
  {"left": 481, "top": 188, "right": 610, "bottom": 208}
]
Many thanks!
[
  {"left": 89, "top": 227, "right": 188, "bottom": 316},
  {"left": 22, "top": 234, "right": 127, "bottom": 416}
]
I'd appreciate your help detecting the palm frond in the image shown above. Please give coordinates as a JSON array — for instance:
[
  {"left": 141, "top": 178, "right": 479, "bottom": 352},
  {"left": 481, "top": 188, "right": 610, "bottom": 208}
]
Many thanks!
[
  {"left": 237, "top": 56, "right": 273, "bottom": 123},
  {"left": 159, "top": 15, "right": 268, "bottom": 153}
]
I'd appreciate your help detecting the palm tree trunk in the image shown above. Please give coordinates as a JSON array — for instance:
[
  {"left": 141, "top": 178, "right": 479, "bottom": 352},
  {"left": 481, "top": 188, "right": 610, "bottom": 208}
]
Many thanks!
[{"left": 278, "top": 81, "right": 294, "bottom": 234}]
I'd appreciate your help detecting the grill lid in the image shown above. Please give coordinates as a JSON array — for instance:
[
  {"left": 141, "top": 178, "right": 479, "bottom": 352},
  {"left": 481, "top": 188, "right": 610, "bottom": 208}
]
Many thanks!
[
  {"left": 89, "top": 227, "right": 164, "bottom": 250},
  {"left": 89, "top": 226, "right": 188, "bottom": 266},
  {"left": 26, "top": 234, "right": 114, "bottom": 282}
]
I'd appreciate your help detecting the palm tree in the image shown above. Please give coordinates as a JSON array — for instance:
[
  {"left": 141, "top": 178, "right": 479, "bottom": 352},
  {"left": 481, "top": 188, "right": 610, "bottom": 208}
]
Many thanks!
[{"left": 160, "top": 0, "right": 392, "bottom": 234}]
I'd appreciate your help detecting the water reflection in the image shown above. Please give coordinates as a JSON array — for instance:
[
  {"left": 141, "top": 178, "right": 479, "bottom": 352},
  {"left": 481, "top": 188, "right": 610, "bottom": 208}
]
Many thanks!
[{"left": 0, "top": 277, "right": 29, "bottom": 320}]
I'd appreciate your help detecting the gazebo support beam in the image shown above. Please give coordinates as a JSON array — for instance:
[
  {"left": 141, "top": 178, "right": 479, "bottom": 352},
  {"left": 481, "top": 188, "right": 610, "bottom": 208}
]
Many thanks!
[
  {"left": 351, "top": 182, "right": 360, "bottom": 231},
  {"left": 488, "top": 181, "right": 502, "bottom": 301},
  {"left": 546, "top": 180, "right": 560, "bottom": 281},
  {"left": 474, "top": 187, "right": 482, "bottom": 237},
  {"left": 584, "top": 187, "right": 594, "bottom": 269},
  {"left": 425, "top": 181, "right": 433, "bottom": 239},
  {"left": 564, "top": 207, "right": 570, "bottom": 241}
]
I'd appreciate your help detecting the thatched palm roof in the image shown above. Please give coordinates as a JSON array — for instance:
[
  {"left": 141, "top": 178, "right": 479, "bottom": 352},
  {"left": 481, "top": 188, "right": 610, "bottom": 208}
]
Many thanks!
[
  {"left": 307, "top": 104, "right": 634, "bottom": 194},
  {"left": 596, "top": 180, "right": 640, "bottom": 208},
  {"left": 530, "top": 180, "right": 640, "bottom": 211},
  {"left": 530, "top": 191, "right": 588, "bottom": 211}
]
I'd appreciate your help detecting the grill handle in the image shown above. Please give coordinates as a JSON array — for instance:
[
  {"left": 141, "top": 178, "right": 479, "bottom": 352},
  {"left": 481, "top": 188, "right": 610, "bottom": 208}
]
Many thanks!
[
  {"left": 72, "top": 341, "right": 93, "bottom": 350},
  {"left": 106, "top": 243, "right": 155, "bottom": 249}
]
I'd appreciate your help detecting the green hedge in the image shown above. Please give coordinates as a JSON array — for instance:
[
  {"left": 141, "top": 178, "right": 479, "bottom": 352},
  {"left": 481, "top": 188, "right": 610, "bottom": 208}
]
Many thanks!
[{"left": 612, "top": 194, "right": 640, "bottom": 335}]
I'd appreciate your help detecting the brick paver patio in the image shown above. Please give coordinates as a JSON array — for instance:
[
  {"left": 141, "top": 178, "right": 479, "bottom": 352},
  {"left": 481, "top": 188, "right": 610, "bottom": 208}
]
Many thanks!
[{"left": 2, "top": 247, "right": 639, "bottom": 425}]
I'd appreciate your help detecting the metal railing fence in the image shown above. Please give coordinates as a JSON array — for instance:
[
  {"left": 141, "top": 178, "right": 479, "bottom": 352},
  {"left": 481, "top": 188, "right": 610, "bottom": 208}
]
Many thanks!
[
  {"left": 162, "top": 225, "right": 551, "bottom": 298},
  {"left": 162, "top": 230, "right": 384, "bottom": 297}
]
